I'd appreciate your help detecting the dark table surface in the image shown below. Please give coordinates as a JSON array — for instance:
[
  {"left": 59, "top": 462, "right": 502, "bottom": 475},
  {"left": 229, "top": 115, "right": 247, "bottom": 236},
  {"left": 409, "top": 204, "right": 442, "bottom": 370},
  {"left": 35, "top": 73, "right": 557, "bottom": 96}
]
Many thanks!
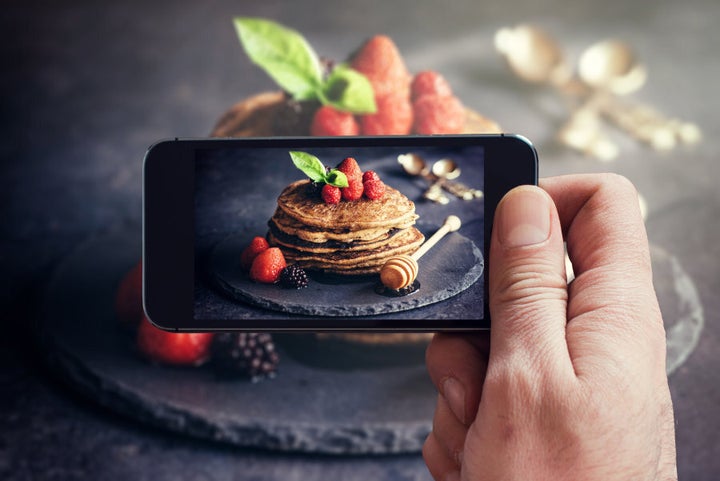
[{"left": 2, "top": 0, "right": 719, "bottom": 480}]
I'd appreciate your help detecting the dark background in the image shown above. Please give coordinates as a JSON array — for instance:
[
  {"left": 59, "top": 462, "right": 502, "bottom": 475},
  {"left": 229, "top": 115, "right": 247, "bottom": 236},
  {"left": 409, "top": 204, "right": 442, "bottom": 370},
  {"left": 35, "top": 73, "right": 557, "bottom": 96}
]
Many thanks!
[{"left": 2, "top": 0, "right": 719, "bottom": 479}]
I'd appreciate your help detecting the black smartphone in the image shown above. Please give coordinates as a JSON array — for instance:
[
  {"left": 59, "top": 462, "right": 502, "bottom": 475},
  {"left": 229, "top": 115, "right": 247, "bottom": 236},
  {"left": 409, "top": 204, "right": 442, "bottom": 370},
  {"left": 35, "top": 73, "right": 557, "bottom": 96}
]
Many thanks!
[{"left": 143, "top": 135, "right": 537, "bottom": 331}]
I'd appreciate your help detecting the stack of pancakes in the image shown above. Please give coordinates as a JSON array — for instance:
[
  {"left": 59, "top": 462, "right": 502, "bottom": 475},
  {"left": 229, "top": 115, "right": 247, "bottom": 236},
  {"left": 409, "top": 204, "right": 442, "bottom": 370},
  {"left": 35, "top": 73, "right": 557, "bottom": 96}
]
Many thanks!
[{"left": 267, "top": 180, "right": 424, "bottom": 275}]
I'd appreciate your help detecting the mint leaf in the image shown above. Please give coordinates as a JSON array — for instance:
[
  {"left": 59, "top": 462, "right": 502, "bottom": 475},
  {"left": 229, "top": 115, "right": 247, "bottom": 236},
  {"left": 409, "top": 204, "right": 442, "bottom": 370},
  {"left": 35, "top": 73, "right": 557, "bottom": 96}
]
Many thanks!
[
  {"left": 325, "top": 169, "right": 349, "bottom": 188},
  {"left": 289, "top": 151, "right": 326, "bottom": 182},
  {"left": 320, "top": 65, "right": 377, "bottom": 114},
  {"left": 234, "top": 17, "right": 323, "bottom": 100}
]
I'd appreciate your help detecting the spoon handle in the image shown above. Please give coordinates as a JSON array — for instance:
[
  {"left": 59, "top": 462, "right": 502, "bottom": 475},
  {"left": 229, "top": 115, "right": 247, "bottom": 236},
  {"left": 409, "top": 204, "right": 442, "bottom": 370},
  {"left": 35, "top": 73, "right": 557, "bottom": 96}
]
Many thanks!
[
  {"left": 439, "top": 179, "right": 484, "bottom": 200},
  {"left": 411, "top": 215, "right": 462, "bottom": 261}
]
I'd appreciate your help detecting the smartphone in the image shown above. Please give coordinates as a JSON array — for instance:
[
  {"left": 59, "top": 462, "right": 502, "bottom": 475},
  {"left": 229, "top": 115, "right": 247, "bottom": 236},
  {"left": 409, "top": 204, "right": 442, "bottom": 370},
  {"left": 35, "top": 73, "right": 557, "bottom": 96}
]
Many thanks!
[{"left": 143, "top": 135, "right": 537, "bottom": 331}]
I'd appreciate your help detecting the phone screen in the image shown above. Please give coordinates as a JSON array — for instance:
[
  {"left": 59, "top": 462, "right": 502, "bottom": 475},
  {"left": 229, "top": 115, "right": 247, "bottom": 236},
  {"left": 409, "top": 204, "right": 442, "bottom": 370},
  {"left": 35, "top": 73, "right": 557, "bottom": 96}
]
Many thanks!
[{"left": 193, "top": 143, "right": 484, "bottom": 322}]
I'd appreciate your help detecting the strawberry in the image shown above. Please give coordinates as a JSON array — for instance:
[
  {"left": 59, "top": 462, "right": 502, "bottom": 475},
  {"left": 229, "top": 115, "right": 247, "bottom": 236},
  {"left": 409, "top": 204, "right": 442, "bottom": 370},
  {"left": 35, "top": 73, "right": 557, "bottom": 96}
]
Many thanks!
[
  {"left": 336, "top": 157, "right": 364, "bottom": 201},
  {"left": 363, "top": 179, "right": 386, "bottom": 200},
  {"left": 411, "top": 71, "right": 453, "bottom": 101},
  {"left": 360, "top": 93, "right": 413, "bottom": 135},
  {"left": 137, "top": 315, "right": 213, "bottom": 366},
  {"left": 412, "top": 94, "right": 465, "bottom": 134},
  {"left": 336, "top": 157, "right": 362, "bottom": 180},
  {"left": 310, "top": 105, "right": 360, "bottom": 136},
  {"left": 240, "top": 236, "right": 270, "bottom": 271},
  {"left": 362, "top": 170, "right": 380, "bottom": 183},
  {"left": 250, "top": 247, "right": 287, "bottom": 283},
  {"left": 321, "top": 184, "right": 341, "bottom": 204},
  {"left": 350, "top": 35, "right": 410, "bottom": 98},
  {"left": 341, "top": 179, "right": 364, "bottom": 201},
  {"left": 115, "top": 261, "right": 143, "bottom": 329}
]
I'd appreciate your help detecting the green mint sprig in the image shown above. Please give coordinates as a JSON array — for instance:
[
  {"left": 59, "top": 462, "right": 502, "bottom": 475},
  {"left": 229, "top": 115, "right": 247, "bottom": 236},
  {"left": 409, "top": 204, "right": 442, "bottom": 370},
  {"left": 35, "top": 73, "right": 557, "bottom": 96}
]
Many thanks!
[
  {"left": 289, "top": 151, "right": 348, "bottom": 187},
  {"left": 234, "top": 17, "right": 376, "bottom": 114}
]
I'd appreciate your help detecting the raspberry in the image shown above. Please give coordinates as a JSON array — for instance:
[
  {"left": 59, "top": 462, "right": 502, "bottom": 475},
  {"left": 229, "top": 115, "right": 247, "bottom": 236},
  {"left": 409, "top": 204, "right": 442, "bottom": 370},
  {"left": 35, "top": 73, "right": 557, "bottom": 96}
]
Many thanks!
[
  {"left": 279, "top": 265, "right": 309, "bottom": 289},
  {"left": 411, "top": 71, "right": 454, "bottom": 101},
  {"left": 321, "top": 184, "right": 341, "bottom": 204},
  {"left": 137, "top": 315, "right": 214, "bottom": 366},
  {"left": 350, "top": 35, "right": 410, "bottom": 98},
  {"left": 310, "top": 105, "right": 360, "bottom": 136},
  {"left": 412, "top": 94, "right": 466, "bottom": 134},
  {"left": 363, "top": 179, "right": 386, "bottom": 200},
  {"left": 249, "top": 247, "right": 287, "bottom": 283},
  {"left": 362, "top": 170, "right": 380, "bottom": 183},
  {"left": 240, "top": 236, "right": 270, "bottom": 271},
  {"left": 210, "top": 332, "right": 279, "bottom": 381},
  {"left": 360, "top": 93, "right": 413, "bottom": 135}
]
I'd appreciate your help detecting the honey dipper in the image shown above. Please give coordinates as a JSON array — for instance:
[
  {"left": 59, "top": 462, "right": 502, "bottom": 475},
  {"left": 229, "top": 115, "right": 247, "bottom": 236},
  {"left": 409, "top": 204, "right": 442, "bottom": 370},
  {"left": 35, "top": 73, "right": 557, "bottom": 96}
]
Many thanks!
[{"left": 380, "top": 215, "right": 462, "bottom": 290}]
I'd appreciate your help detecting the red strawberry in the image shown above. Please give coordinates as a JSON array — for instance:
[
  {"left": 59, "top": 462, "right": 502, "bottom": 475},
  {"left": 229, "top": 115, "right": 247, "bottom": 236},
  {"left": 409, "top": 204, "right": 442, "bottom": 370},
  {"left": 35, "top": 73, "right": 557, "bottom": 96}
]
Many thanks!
[
  {"left": 240, "top": 236, "right": 270, "bottom": 271},
  {"left": 361, "top": 93, "right": 413, "bottom": 135},
  {"left": 341, "top": 179, "right": 364, "bottom": 201},
  {"left": 250, "top": 247, "right": 287, "bottom": 283},
  {"left": 336, "top": 157, "right": 364, "bottom": 201},
  {"left": 321, "top": 184, "right": 341, "bottom": 204},
  {"left": 350, "top": 35, "right": 410, "bottom": 98},
  {"left": 362, "top": 170, "right": 380, "bottom": 183},
  {"left": 336, "top": 157, "right": 362, "bottom": 180},
  {"left": 115, "top": 261, "right": 143, "bottom": 329},
  {"left": 363, "top": 179, "right": 386, "bottom": 200},
  {"left": 310, "top": 105, "right": 360, "bottom": 136},
  {"left": 411, "top": 71, "right": 453, "bottom": 101},
  {"left": 137, "top": 315, "right": 213, "bottom": 366},
  {"left": 412, "top": 94, "right": 465, "bottom": 134}
]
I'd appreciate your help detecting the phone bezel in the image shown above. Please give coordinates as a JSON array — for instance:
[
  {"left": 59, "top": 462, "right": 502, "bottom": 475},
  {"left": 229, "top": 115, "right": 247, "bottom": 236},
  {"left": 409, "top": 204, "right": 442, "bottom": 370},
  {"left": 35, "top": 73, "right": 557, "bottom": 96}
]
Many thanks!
[{"left": 143, "top": 134, "right": 537, "bottom": 331}]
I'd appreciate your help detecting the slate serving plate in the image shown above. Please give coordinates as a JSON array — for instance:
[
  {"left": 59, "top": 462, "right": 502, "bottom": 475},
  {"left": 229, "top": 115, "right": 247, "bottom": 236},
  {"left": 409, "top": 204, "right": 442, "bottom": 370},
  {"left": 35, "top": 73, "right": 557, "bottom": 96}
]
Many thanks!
[
  {"left": 208, "top": 221, "right": 484, "bottom": 317},
  {"left": 37, "top": 229, "right": 439, "bottom": 454}
]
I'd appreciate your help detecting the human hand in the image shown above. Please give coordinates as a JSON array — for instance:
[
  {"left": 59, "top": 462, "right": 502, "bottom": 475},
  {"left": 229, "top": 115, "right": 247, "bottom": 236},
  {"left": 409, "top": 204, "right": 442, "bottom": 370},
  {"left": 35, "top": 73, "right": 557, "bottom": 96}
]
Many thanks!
[{"left": 423, "top": 174, "right": 676, "bottom": 481}]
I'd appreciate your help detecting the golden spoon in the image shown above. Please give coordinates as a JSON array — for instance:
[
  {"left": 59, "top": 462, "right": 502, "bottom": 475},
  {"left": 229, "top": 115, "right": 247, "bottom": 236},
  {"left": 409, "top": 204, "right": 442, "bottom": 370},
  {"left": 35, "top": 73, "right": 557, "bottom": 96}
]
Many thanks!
[{"left": 380, "top": 215, "right": 462, "bottom": 290}]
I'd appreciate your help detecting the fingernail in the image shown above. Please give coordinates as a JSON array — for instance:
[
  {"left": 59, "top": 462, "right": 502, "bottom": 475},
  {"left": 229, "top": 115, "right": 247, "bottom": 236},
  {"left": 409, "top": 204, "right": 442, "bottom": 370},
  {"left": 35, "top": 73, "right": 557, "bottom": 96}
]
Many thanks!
[
  {"left": 442, "top": 377, "right": 466, "bottom": 424},
  {"left": 498, "top": 187, "right": 551, "bottom": 248}
]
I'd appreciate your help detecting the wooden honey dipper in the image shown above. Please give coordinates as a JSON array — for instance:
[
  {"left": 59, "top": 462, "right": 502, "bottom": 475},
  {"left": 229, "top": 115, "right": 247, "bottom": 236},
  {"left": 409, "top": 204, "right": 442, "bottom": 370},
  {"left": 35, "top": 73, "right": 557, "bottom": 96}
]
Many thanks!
[{"left": 380, "top": 215, "right": 462, "bottom": 290}]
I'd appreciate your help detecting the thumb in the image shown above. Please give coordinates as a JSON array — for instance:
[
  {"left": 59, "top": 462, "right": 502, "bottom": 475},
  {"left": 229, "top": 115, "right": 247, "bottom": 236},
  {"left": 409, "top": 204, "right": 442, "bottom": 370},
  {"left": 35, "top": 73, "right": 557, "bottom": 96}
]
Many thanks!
[{"left": 488, "top": 185, "right": 569, "bottom": 367}]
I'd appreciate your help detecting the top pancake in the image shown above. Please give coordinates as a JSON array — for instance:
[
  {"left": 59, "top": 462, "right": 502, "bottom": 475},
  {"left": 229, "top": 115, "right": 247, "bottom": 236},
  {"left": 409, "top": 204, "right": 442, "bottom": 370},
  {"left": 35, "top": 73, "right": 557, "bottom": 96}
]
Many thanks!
[{"left": 277, "top": 180, "right": 418, "bottom": 230}]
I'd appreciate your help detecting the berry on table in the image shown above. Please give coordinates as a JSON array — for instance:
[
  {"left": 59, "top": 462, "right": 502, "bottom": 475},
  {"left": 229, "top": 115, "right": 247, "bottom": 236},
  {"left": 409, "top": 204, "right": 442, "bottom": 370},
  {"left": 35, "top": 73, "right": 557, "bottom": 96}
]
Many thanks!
[
  {"left": 210, "top": 332, "right": 280, "bottom": 381},
  {"left": 279, "top": 265, "right": 309, "bottom": 289},
  {"left": 136, "top": 315, "right": 214, "bottom": 366},
  {"left": 240, "top": 236, "right": 270, "bottom": 271},
  {"left": 115, "top": 261, "right": 143, "bottom": 329},
  {"left": 249, "top": 247, "right": 287, "bottom": 283}
]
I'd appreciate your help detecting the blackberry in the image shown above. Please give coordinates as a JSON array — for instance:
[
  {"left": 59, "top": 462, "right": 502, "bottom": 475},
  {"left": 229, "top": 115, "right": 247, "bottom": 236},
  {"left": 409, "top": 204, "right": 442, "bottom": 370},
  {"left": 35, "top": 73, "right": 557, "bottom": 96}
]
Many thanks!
[
  {"left": 279, "top": 265, "right": 309, "bottom": 289},
  {"left": 210, "top": 332, "right": 279, "bottom": 381}
]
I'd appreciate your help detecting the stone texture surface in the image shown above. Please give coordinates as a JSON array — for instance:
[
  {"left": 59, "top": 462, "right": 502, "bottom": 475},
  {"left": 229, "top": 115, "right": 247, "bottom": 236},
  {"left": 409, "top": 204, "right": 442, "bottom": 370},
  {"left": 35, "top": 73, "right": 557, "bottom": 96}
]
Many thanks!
[{"left": 37, "top": 229, "right": 437, "bottom": 454}]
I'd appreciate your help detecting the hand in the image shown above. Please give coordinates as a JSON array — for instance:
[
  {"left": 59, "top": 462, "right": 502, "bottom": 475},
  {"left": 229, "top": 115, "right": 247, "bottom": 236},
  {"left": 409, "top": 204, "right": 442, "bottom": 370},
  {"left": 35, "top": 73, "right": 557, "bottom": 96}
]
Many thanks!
[{"left": 423, "top": 174, "right": 677, "bottom": 481}]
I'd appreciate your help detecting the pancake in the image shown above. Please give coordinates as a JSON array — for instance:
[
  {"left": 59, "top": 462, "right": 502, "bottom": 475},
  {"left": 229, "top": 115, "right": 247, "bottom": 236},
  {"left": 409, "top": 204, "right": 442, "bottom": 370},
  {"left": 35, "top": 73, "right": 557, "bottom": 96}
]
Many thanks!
[
  {"left": 277, "top": 180, "right": 418, "bottom": 230},
  {"left": 268, "top": 226, "right": 424, "bottom": 274},
  {"left": 271, "top": 207, "right": 416, "bottom": 243}
]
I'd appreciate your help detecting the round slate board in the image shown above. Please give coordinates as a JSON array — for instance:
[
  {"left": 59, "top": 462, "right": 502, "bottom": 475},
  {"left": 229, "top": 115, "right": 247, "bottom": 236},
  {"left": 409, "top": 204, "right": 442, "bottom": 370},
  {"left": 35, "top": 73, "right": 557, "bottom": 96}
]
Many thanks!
[
  {"left": 37, "top": 229, "right": 437, "bottom": 454},
  {"left": 209, "top": 221, "right": 483, "bottom": 317}
]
